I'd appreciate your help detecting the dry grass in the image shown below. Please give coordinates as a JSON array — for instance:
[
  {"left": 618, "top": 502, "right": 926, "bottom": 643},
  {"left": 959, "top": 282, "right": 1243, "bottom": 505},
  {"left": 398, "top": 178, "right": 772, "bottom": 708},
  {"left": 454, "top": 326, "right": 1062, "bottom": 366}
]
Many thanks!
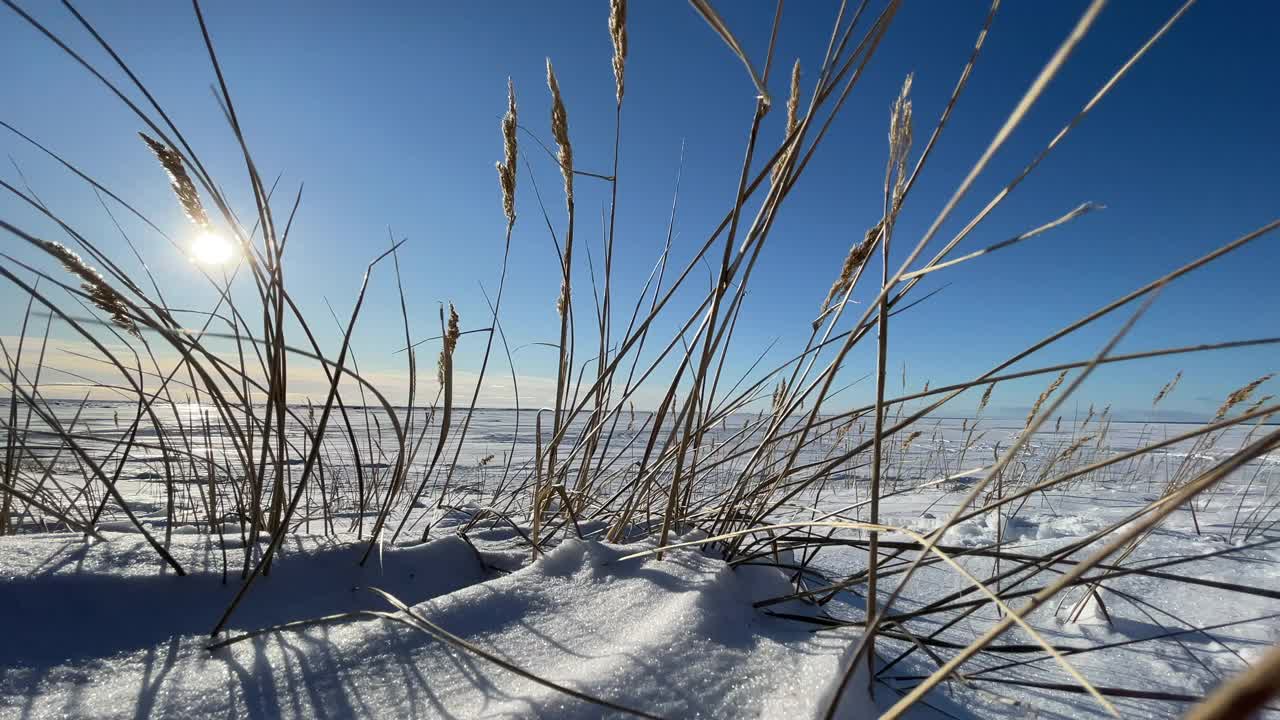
[{"left": 1, "top": 0, "right": 1278, "bottom": 718}]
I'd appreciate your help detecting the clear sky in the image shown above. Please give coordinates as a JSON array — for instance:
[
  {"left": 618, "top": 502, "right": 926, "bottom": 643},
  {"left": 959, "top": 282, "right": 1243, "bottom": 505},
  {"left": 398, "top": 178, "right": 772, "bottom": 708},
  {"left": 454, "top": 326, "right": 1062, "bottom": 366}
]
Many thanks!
[{"left": 2, "top": 1, "right": 1277, "bottom": 419}]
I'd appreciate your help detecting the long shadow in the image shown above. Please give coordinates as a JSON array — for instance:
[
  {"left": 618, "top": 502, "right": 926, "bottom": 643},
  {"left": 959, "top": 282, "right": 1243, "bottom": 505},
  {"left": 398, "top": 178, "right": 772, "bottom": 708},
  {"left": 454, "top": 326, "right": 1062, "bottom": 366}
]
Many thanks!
[{"left": 1, "top": 536, "right": 489, "bottom": 670}]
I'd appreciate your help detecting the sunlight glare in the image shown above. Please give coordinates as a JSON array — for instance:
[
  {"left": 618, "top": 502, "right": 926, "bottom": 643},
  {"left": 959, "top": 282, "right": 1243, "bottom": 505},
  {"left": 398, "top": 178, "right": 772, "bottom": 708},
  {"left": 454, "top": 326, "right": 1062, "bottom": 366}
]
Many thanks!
[{"left": 191, "top": 231, "right": 235, "bottom": 265}]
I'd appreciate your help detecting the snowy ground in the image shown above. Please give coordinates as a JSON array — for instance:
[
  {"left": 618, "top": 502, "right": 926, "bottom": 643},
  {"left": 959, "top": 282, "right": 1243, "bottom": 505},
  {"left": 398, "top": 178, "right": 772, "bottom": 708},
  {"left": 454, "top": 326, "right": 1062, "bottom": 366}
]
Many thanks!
[
  {"left": 2, "top": 523, "right": 869, "bottom": 719},
  {"left": 2, "top": 404, "right": 1278, "bottom": 718}
]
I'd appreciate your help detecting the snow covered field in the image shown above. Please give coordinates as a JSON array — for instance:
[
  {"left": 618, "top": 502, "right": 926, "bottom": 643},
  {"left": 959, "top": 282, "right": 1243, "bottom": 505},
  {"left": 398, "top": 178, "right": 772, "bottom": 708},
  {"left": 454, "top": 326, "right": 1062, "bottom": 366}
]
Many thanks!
[{"left": 2, "top": 404, "right": 1278, "bottom": 718}]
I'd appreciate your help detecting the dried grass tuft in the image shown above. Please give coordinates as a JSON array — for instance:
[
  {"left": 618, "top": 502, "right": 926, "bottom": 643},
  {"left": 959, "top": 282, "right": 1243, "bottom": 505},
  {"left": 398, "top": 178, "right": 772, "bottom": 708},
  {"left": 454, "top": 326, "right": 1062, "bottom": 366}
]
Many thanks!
[
  {"left": 139, "top": 132, "right": 210, "bottom": 229},
  {"left": 771, "top": 59, "right": 802, "bottom": 187},
  {"left": 978, "top": 382, "right": 996, "bottom": 414},
  {"left": 437, "top": 303, "right": 460, "bottom": 386},
  {"left": 546, "top": 59, "right": 574, "bottom": 203},
  {"left": 496, "top": 79, "right": 518, "bottom": 227},
  {"left": 1059, "top": 433, "right": 1096, "bottom": 461},
  {"left": 1152, "top": 370, "right": 1182, "bottom": 407},
  {"left": 609, "top": 0, "right": 627, "bottom": 104},
  {"left": 1026, "top": 370, "right": 1069, "bottom": 427},
  {"left": 1215, "top": 373, "right": 1274, "bottom": 419},
  {"left": 9, "top": 4, "right": 1276, "bottom": 717},
  {"left": 887, "top": 74, "right": 914, "bottom": 206},
  {"left": 818, "top": 221, "right": 881, "bottom": 320},
  {"left": 40, "top": 239, "right": 140, "bottom": 337},
  {"left": 771, "top": 378, "right": 788, "bottom": 417}
]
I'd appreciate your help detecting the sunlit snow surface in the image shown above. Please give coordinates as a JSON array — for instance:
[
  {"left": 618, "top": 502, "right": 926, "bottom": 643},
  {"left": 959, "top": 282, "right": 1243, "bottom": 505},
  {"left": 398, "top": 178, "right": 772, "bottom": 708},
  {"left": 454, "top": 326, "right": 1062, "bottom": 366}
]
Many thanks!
[{"left": 2, "top": 403, "right": 1278, "bottom": 718}]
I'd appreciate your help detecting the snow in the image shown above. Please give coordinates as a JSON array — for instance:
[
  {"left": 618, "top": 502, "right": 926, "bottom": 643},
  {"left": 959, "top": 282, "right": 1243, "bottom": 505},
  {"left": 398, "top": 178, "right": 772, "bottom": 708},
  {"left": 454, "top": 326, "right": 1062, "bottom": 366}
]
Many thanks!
[
  {"left": 3, "top": 406, "right": 1279, "bottom": 718},
  {"left": 2, "top": 526, "right": 869, "bottom": 719}
]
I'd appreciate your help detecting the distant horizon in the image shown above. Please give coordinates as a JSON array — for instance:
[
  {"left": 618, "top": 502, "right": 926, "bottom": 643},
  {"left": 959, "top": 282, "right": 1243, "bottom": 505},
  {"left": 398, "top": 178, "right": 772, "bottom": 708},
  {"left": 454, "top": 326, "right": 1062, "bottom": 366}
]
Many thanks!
[{"left": 18, "top": 396, "right": 1274, "bottom": 427}]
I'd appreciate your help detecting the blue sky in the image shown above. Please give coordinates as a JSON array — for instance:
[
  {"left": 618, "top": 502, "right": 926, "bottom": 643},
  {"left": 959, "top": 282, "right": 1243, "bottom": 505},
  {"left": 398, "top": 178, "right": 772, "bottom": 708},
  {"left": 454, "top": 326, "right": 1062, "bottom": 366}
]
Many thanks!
[{"left": 2, "top": 1, "right": 1276, "bottom": 418}]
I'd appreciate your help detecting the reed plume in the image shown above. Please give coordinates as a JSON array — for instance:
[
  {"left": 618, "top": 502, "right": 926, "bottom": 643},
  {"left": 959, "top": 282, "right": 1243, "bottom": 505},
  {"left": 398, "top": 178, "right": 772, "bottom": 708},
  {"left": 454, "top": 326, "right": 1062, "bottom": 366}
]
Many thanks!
[
  {"left": 786, "top": 59, "right": 801, "bottom": 136},
  {"left": 1245, "top": 394, "right": 1275, "bottom": 417},
  {"left": 1215, "top": 373, "right": 1273, "bottom": 419},
  {"left": 978, "top": 382, "right": 995, "bottom": 414},
  {"left": 887, "top": 74, "right": 914, "bottom": 207},
  {"left": 39, "top": 239, "right": 140, "bottom": 337},
  {"left": 438, "top": 303, "right": 460, "bottom": 386},
  {"left": 772, "top": 59, "right": 801, "bottom": 187},
  {"left": 546, "top": 59, "right": 574, "bottom": 203},
  {"left": 818, "top": 221, "right": 880, "bottom": 320},
  {"left": 1026, "top": 370, "right": 1069, "bottom": 427},
  {"left": 609, "top": 0, "right": 627, "bottom": 104},
  {"left": 496, "top": 79, "right": 518, "bottom": 227},
  {"left": 1152, "top": 370, "right": 1182, "bottom": 407},
  {"left": 139, "top": 132, "right": 210, "bottom": 229},
  {"left": 1059, "top": 433, "right": 1096, "bottom": 461},
  {"left": 900, "top": 430, "right": 923, "bottom": 450},
  {"left": 771, "top": 378, "right": 788, "bottom": 417}
]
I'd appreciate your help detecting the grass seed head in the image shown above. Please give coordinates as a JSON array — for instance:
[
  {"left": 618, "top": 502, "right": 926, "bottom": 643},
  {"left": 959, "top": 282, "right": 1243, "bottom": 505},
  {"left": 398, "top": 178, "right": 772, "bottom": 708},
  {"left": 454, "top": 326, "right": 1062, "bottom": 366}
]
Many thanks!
[
  {"left": 1215, "top": 373, "right": 1274, "bottom": 419},
  {"left": 546, "top": 59, "right": 574, "bottom": 203},
  {"left": 818, "top": 221, "right": 880, "bottom": 321},
  {"left": 40, "top": 239, "right": 140, "bottom": 337},
  {"left": 1245, "top": 394, "right": 1274, "bottom": 416},
  {"left": 437, "top": 303, "right": 460, "bottom": 386},
  {"left": 497, "top": 78, "right": 518, "bottom": 226},
  {"left": 772, "top": 59, "right": 801, "bottom": 188},
  {"left": 139, "top": 132, "right": 210, "bottom": 229},
  {"left": 1152, "top": 370, "right": 1183, "bottom": 407},
  {"left": 978, "top": 382, "right": 995, "bottom": 414},
  {"left": 609, "top": 0, "right": 627, "bottom": 104},
  {"left": 1026, "top": 370, "right": 1069, "bottom": 427},
  {"left": 887, "top": 74, "right": 914, "bottom": 206},
  {"left": 1059, "top": 433, "right": 1096, "bottom": 460},
  {"left": 901, "top": 430, "right": 923, "bottom": 450},
  {"left": 771, "top": 378, "right": 788, "bottom": 417}
]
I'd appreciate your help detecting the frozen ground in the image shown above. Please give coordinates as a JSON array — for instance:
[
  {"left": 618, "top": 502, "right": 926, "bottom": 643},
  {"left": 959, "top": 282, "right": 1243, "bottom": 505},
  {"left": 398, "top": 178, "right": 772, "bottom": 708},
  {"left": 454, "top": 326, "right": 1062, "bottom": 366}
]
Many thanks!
[
  {"left": 2, "top": 523, "right": 869, "bottom": 719},
  {"left": 2, "top": 404, "right": 1278, "bottom": 718}
]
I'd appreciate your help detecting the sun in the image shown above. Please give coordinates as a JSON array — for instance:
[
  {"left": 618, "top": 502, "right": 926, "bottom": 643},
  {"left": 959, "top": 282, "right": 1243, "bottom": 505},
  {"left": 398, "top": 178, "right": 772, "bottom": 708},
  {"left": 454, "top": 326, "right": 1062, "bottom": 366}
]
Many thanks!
[{"left": 191, "top": 231, "right": 235, "bottom": 265}]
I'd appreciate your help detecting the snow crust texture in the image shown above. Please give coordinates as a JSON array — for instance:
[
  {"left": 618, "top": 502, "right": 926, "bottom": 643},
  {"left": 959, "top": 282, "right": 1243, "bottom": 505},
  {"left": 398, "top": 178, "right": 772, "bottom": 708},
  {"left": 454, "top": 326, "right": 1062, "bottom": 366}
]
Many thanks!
[{"left": 1, "top": 531, "right": 869, "bottom": 719}]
